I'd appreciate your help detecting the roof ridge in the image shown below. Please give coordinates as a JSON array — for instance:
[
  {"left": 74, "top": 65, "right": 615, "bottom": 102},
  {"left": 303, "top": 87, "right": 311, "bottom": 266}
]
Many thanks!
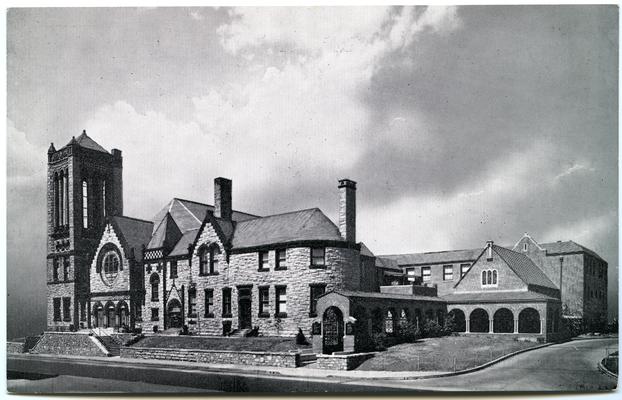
[
  {"left": 240, "top": 207, "right": 320, "bottom": 221},
  {"left": 114, "top": 215, "right": 153, "bottom": 224},
  {"left": 379, "top": 248, "right": 479, "bottom": 257},
  {"left": 172, "top": 197, "right": 260, "bottom": 217},
  {"left": 174, "top": 199, "right": 202, "bottom": 225}
]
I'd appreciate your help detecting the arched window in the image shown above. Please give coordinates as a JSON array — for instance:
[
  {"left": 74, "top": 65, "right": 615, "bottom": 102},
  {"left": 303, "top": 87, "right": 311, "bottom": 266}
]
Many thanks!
[
  {"left": 492, "top": 270, "right": 497, "bottom": 285},
  {"left": 199, "top": 246, "right": 209, "bottom": 275},
  {"left": 150, "top": 273, "right": 160, "bottom": 301},
  {"left": 487, "top": 270, "right": 492, "bottom": 284},
  {"left": 209, "top": 245, "right": 220, "bottom": 274},
  {"left": 481, "top": 271, "right": 486, "bottom": 285},
  {"left": 482, "top": 269, "right": 498, "bottom": 286},
  {"left": 82, "top": 180, "right": 89, "bottom": 229},
  {"left": 101, "top": 251, "right": 120, "bottom": 285},
  {"left": 385, "top": 310, "right": 394, "bottom": 334}
]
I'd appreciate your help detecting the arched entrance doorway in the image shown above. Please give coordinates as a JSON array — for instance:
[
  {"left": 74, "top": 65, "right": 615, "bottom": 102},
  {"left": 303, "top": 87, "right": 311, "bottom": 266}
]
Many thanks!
[
  {"left": 322, "top": 306, "right": 344, "bottom": 354},
  {"left": 104, "top": 301, "right": 116, "bottom": 328},
  {"left": 167, "top": 299, "right": 183, "bottom": 329},
  {"left": 448, "top": 309, "right": 466, "bottom": 332},
  {"left": 93, "top": 303, "right": 104, "bottom": 328},
  {"left": 518, "top": 308, "right": 541, "bottom": 333},
  {"left": 117, "top": 301, "right": 130, "bottom": 330},
  {"left": 469, "top": 308, "right": 489, "bottom": 333},
  {"left": 493, "top": 308, "right": 514, "bottom": 333}
]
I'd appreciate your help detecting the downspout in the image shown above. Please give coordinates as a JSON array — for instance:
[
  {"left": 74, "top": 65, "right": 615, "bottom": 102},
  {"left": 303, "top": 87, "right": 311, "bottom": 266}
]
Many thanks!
[{"left": 559, "top": 256, "right": 564, "bottom": 300}]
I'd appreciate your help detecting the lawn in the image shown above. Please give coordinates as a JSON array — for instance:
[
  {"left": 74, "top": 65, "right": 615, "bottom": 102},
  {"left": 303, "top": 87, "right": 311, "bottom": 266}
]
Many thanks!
[
  {"left": 132, "top": 335, "right": 311, "bottom": 352},
  {"left": 356, "top": 335, "right": 540, "bottom": 372}
]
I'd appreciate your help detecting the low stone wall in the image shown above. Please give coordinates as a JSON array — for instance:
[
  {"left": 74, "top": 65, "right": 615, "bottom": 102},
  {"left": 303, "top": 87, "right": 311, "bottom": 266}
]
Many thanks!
[
  {"left": 121, "top": 346, "right": 300, "bottom": 368},
  {"left": 315, "top": 352, "right": 375, "bottom": 370},
  {"left": 30, "top": 332, "right": 108, "bottom": 357},
  {"left": 7, "top": 341, "right": 26, "bottom": 354}
]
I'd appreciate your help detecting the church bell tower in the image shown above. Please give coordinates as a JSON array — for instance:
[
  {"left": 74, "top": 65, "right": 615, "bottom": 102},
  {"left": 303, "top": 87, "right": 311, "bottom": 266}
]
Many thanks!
[{"left": 46, "top": 130, "right": 123, "bottom": 330}]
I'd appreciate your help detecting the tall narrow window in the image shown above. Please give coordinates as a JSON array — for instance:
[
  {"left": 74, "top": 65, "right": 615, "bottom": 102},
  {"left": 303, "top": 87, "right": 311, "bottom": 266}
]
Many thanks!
[
  {"left": 199, "top": 247, "right": 208, "bottom": 275},
  {"left": 492, "top": 270, "right": 498, "bottom": 285},
  {"left": 188, "top": 287, "right": 197, "bottom": 317},
  {"left": 222, "top": 288, "right": 232, "bottom": 317},
  {"left": 59, "top": 173, "right": 65, "bottom": 226},
  {"left": 309, "top": 284, "right": 326, "bottom": 317},
  {"left": 150, "top": 273, "right": 160, "bottom": 301},
  {"left": 62, "top": 297, "right": 71, "bottom": 321},
  {"left": 53, "top": 298, "right": 61, "bottom": 321},
  {"left": 443, "top": 265, "right": 453, "bottom": 281},
  {"left": 310, "top": 248, "right": 325, "bottom": 267},
  {"left": 275, "top": 286, "right": 287, "bottom": 316},
  {"left": 53, "top": 258, "right": 60, "bottom": 282},
  {"left": 204, "top": 289, "right": 214, "bottom": 317},
  {"left": 53, "top": 173, "right": 59, "bottom": 227},
  {"left": 102, "top": 180, "right": 106, "bottom": 218},
  {"left": 259, "top": 286, "right": 270, "bottom": 317},
  {"left": 258, "top": 251, "right": 269, "bottom": 271},
  {"left": 422, "top": 266, "right": 431, "bottom": 282},
  {"left": 63, "top": 257, "right": 69, "bottom": 281},
  {"left": 275, "top": 249, "right": 287, "bottom": 270},
  {"left": 170, "top": 260, "right": 178, "bottom": 279},
  {"left": 481, "top": 271, "right": 486, "bottom": 285},
  {"left": 209, "top": 245, "right": 220, "bottom": 274},
  {"left": 82, "top": 180, "right": 89, "bottom": 229},
  {"left": 460, "top": 263, "right": 470, "bottom": 278},
  {"left": 64, "top": 170, "right": 69, "bottom": 225}
]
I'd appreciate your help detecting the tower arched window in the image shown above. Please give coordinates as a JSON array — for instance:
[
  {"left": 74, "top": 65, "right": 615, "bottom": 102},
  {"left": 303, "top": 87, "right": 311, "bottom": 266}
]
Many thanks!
[
  {"left": 82, "top": 180, "right": 89, "bottom": 229},
  {"left": 150, "top": 273, "right": 160, "bottom": 301}
]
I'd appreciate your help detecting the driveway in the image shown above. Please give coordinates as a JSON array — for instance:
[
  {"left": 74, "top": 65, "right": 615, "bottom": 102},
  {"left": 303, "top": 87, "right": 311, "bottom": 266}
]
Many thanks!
[{"left": 351, "top": 337, "right": 618, "bottom": 392}]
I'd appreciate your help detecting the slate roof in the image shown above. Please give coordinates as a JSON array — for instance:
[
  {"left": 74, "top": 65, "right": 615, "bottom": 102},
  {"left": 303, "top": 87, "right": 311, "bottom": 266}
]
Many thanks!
[
  {"left": 111, "top": 216, "right": 154, "bottom": 261},
  {"left": 230, "top": 208, "right": 344, "bottom": 250},
  {"left": 492, "top": 245, "right": 558, "bottom": 290},
  {"left": 169, "top": 228, "right": 200, "bottom": 257},
  {"left": 359, "top": 242, "right": 375, "bottom": 258},
  {"left": 324, "top": 290, "right": 445, "bottom": 303},
  {"left": 147, "top": 213, "right": 182, "bottom": 250},
  {"left": 379, "top": 248, "right": 481, "bottom": 266},
  {"left": 151, "top": 198, "right": 258, "bottom": 235},
  {"left": 540, "top": 240, "right": 605, "bottom": 262},
  {"left": 375, "top": 256, "right": 403, "bottom": 272},
  {"left": 442, "top": 290, "right": 560, "bottom": 303},
  {"left": 66, "top": 131, "right": 110, "bottom": 154}
]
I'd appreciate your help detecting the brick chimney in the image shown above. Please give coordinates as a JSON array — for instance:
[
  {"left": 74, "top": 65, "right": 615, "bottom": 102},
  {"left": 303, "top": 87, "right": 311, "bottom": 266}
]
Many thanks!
[
  {"left": 338, "top": 179, "right": 357, "bottom": 244},
  {"left": 214, "top": 177, "right": 232, "bottom": 220}
]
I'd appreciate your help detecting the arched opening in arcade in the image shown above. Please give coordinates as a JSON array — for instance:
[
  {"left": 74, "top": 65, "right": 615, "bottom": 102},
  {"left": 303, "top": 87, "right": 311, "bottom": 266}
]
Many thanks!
[
  {"left": 518, "top": 308, "right": 541, "bottom": 333},
  {"left": 493, "top": 308, "right": 514, "bottom": 333},
  {"left": 469, "top": 308, "right": 489, "bottom": 333},
  {"left": 448, "top": 309, "right": 466, "bottom": 332},
  {"left": 166, "top": 298, "right": 183, "bottom": 329}
]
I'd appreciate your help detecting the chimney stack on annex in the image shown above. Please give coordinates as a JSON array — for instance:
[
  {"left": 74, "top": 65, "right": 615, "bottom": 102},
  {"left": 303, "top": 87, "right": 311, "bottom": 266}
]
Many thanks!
[
  {"left": 338, "top": 179, "right": 357, "bottom": 244},
  {"left": 214, "top": 177, "right": 232, "bottom": 220}
]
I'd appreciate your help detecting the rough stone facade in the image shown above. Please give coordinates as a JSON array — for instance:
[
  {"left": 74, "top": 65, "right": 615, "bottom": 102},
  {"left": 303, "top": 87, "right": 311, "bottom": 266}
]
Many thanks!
[
  {"left": 121, "top": 346, "right": 300, "bottom": 368},
  {"left": 315, "top": 352, "right": 375, "bottom": 370}
]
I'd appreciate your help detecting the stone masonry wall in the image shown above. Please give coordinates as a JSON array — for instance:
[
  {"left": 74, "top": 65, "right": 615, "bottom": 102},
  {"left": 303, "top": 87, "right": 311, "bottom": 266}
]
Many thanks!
[
  {"left": 30, "top": 332, "right": 107, "bottom": 357},
  {"left": 187, "top": 220, "right": 362, "bottom": 337},
  {"left": 7, "top": 342, "right": 26, "bottom": 354},
  {"left": 90, "top": 224, "right": 130, "bottom": 294},
  {"left": 121, "top": 346, "right": 300, "bottom": 368},
  {"left": 315, "top": 353, "right": 375, "bottom": 370},
  {"left": 454, "top": 248, "right": 527, "bottom": 293}
]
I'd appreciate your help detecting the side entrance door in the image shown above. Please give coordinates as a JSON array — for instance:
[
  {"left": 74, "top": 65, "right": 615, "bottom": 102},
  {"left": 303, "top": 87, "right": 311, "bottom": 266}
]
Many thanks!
[
  {"left": 238, "top": 287, "right": 252, "bottom": 329},
  {"left": 323, "top": 306, "right": 344, "bottom": 354}
]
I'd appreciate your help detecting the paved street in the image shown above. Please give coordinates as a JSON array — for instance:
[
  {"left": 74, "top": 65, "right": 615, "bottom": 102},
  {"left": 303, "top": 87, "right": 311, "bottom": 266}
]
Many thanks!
[{"left": 353, "top": 338, "right": 618, "bottom": 392}]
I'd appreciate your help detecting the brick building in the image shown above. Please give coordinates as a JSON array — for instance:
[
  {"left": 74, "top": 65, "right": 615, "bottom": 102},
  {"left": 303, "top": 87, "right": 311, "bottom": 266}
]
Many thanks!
[{"left": 379, "top": 233, "right": 608, "bottom": 330}]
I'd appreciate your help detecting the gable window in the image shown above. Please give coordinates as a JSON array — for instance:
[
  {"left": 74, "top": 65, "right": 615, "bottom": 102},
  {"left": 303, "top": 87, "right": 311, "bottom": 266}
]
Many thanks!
[
  {"left": 199, "top": 247, "right": 209, "bottom": 275},
  {"left": 309, "top": 284, "right": 326, "bottom": 317},
  {"left": 406, "top": 268, "right": 416, "bottom": 282},
  {"left": 151, "top": 308, "right": 159, "bottom": 321},
  {"left": 63, "top": 257, "right": 70, "bottom": 281},
  {"left": 222, "top": 288, "right": 232, "bottom": 317},
  {"left": 310, "top": 247, "right": 325, "bottom": 268},
  {"left": 209, "top": 245, "right": 220, "bottom": 274},
  {"left": 150, "top": 273, "right": 160, "bottom": 301},
  {"left": 460, "top": 263, "right": 470, "bottom": 278},
  {"left": 188, "top": 287, "right": 197, "bottom": 317},
  {"left": 53, "top": 258, "right": 60, "bottom": 282},
  {"left": 443, "top": 265, "right": 453, "bottom": 281},
  {"left": 82, "top": 180, "right": 89, "bottom": 229},
  {"left": 258, "top": 251, "right": 270, "bottom": 271},
  {"left": 275, "top": 286, "right": 287, "bottom": 317},
  {"left": 204, "top": 289, "right": 214, "bottom": 317},
  {"left": 259, "top": 286, "right": 270, "bottom": 317},
  {"left": 53, "top": 298, "right": 61, "bottom": 321},
  {"left": 170, "top": 260, "right": 178, "bottom": 279},
  {"left": 422, "top": 266, "right": 431, "bottom": 282},
  {"left": 481, "top": 269, "right": 498, "bottom": 286},
  {"left": 275, "top": 249, "right": 287, "bottom": 270},
  {"left": 523, "top": 243, "right": 528, "bottom": 251},
  {"left": 62, "top": 297, "right": 71, "bottom": 321}
]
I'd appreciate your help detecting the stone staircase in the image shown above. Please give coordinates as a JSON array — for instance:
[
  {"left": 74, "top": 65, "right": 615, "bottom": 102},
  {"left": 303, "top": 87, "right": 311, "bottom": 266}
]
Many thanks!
[
  {"left": 96, "top": 335, "right": 122, "bottom": 356},
  {"left": 299, "top": 348, "right": 317, "bottom": 367}
]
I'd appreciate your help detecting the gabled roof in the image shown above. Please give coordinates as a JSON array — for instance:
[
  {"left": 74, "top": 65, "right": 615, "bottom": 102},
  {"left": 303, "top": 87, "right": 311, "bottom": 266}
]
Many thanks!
[
  {"left": 359, "top": 242, "right": 375, "bottom": 258},
  {"left": 147, "top": 212, "right": 182, "bottom": 250},
  {"left": 323, "top": 290, "right": 445, "bottom": 302},
  {"left": 540, "top": 240, "right": 605, "bottom": 262},
  {"left": 379, "top": 248, "right": 481, "bottom": 266},
  {"left": 111, "top": 216, "right": 153, "bottom": 261},
  {"left": 375, "top": 256, "right": 402, "bottom": 272},
  {"left": 169, "top": 228, "right": 200, "bottom": 257},
  {"left": 229, "top": 208, "right": 344, "bottom": 250},
  {"left": 492, "top": 245, "right": 558, "bottom": 290},
  {"left": 151, "top": 198, "right": 258, "bottom": 235},
  {"left": 66, "top": 131, "right": 110, "bottom": 154}
]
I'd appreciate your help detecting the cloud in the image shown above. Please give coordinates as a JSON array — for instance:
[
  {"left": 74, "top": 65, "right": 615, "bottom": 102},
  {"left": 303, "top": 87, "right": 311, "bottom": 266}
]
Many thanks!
[
  {"left": 7, "top": 119, "right": 47, "bottom": 186},
  {"left": 554, "top": 162, "right": 597, "bottom": 182}
]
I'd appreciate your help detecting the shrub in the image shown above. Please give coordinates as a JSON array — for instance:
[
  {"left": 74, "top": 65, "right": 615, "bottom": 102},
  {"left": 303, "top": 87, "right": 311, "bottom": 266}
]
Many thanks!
[
  {"left": 371, "top": 332, "right": 388, "bottom": 351},
  {"left": 296, "top": 328, "right": 309, "bottom": 345},
  {"left": 442, "top": 314, "right": 456, "bottom": 336},
  {"left": 422, "top": 320, "right": 443, "bottom": 338},
  {"left": 397, "top": 320, "right": 421, "bottom": 343}
]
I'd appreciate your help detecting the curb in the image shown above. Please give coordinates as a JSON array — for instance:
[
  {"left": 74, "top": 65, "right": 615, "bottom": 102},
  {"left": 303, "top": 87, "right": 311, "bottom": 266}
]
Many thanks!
[
  {"left": 598, "top": 358, "right": 618, "bottom": 379},
  {"left": 355, "top": 342, "right": 555, "bottom": 381}
]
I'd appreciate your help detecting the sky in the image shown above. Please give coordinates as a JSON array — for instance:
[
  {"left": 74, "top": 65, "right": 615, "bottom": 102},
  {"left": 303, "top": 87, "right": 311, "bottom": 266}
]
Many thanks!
[{"left": 6, "top": 6, "right": 618, "bottom": 338}]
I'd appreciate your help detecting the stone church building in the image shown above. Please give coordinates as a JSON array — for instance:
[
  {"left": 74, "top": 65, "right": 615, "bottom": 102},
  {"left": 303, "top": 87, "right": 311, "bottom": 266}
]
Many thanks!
[{"left": 46, "top": 132, "right": 606, "bottom": 350}]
